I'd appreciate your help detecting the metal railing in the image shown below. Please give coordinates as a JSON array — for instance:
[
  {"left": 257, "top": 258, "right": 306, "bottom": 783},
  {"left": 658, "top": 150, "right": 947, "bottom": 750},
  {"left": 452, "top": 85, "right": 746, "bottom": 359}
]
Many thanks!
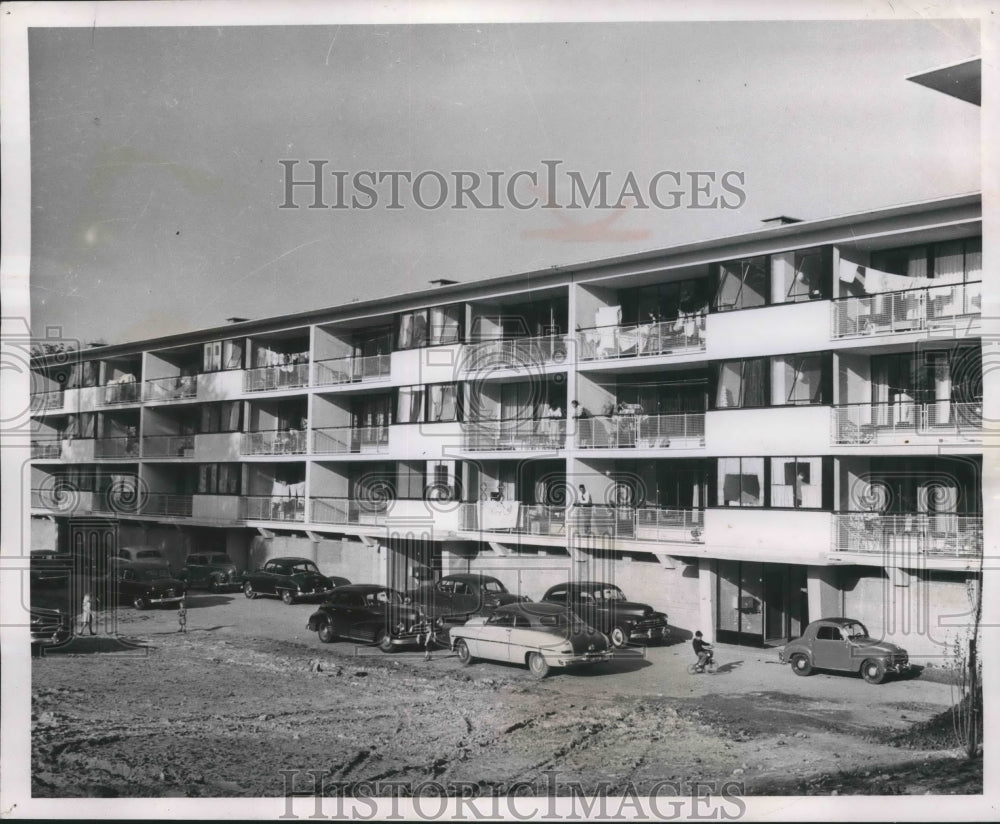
[
  {"left": 310, "top": 497, "right": 390, "bottom": 526},
  {"left": 95, "top": 437, "right": 141, "bottom": 459},
  {"left": 577, "top": 317, "right": 706, "bottom": 361},
  {"left": 141, "top": 493, "right": 194, "bottom": 518},
  {"left": 243, "top": 363, "right": 310, "bottom": 392},
  {"left": 462, "top": 419, "right": 566, "bottom": 451},
  {"left": 101, "top": 381, "right": 142, "bottom": 405},
  {"left": 313, "top": 354, "right": 391, "bottom": 386},
  {"left": 458, "top": 502, "right": 704, "bottom": 542},
  {"left": 31, "top": 438, "right": 62, "bottom": 458},
  {"left": 311, "top": 425, "right": 389, "bottom": 454},
  {"left": 462, "top": 335, "right": 569, "bottom": 371},
  {"left": 833, "top": 513, "right": 982, "bottom": 558},
  {"left": 832, "top": 401, "right": 982, "bottom": 445},
  {"left": 240, "top": 429, "right": 309, "bottom": 455},
  {"left": 241, "top": 495, "right": 307, "bottom": 522},
  {"left": 142, "top": 434, "right": 195, "bottom": 457},
  {"left": 575, "top": 412, "right": 705, "bottom": 448},
  {"left": 31, "top": 390, "right": 64, "bottom": 410},
  {"left": 144, "top": 375, "right": 198, "bottom": 402},
  {"left": 831, "top": 281, "right": 981, "bottom": 338}
]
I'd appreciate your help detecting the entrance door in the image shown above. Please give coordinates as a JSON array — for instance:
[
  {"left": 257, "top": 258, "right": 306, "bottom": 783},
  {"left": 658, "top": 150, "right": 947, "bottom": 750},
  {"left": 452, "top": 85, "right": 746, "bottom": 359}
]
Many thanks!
[
  {"left": 717, "top": 561, "right": 807, "bottom": 647},
  {"left": 763, "top": 565, "right": 808, "bottom": 643}
]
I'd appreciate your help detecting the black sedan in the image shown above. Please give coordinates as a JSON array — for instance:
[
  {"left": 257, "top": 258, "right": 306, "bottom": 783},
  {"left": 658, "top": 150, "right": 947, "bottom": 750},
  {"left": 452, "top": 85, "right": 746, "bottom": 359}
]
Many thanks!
[
  {"left": 112, "top": 566, "right": 187, "bottom": 610},
  {"left": 540, "top": 581, "right": 668, "bottom": 648},
  {"left": 241, "top": 557, "right": 348, "bottom": 605},
  {"left": 307, "top": 585, "right": 440, "bottom": 653},
  {"left": 406, "top": 573, "right": 527, "bottom": 622}
]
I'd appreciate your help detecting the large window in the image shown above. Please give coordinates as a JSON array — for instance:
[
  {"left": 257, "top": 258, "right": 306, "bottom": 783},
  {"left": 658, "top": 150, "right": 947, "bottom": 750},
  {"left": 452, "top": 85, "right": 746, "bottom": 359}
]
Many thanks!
[
  {"left": 196, "top": 463, "right": 242, "bottom": 495},
  {"left": 203, "top": 339, "right": 244, "bottom": 372},
  {"left": 713, "top": 256, "right": 769, "bottom": 312},
  {"left": 715, "top": 457, "right": 830, "bottom": 509},
  {"left": 715, "top": 359, "right": 768, "bottom": 408},
  {"left": 769, "top": 457, "right": 822, "bottom": 508},
  {"left": 395, "top": 383, "right": 461, "bottom": 423},
  {"left": 773, "top": 248, "right": 829, "bottom": 303},
  {"left": 398, "top": 305, "right": 464, "bottom": 350},
  {"left": 200, "top": 402, "right": 243, "bottom": 433},
  {"left": 717, "top": 458, "right": 765, "bottom": 507},
  {"left": 620, "top": 278, "right": 711, "bottom": 325},
  {"left": 871, "top": 237, "right": 981, "bottom": 281},
  {"left": 397, "top": 461, "right": 426, "bottom": 499},
  {"left": 771, "top": 354, "right": 827, "bottom": 406}
]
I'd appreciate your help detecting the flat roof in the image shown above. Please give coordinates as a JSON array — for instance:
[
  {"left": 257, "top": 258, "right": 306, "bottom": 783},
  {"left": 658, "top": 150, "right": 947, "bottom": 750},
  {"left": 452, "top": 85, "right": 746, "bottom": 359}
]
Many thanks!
[{"left": 907, "top": 58, "right": 981, "bottom": 106}]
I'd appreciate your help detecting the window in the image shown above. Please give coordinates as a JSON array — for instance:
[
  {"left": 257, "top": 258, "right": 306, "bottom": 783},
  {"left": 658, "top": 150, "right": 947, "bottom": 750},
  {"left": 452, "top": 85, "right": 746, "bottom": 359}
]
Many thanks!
[
  {"left": 771, "top": 354, "right": 826, "bottom": 406},
  {"left": 816, "top": 626, "right": 841, "bottom": 641},
  {"left": 428, "top": 384, "right": 460, "bottom": 422},
  {"left": 620, "top": 278, "right": 711, "bottom": 324},
  {"left": 871, "top": 237, "right": 981, "bottom": 281},
  {"left": 427, "top": 461, "right": 458, "bottom": 501},
  {"left": 717, "top": 458, "right": 765, "bottom": 507},
  {"left": 713, "top": 256, "right": 769, "bottom": 312},
  {"left": 546, "top": 588, "right": 567, "bottom": 604},
  {"left": 769, "top": 458, "right": 821, "bottom": 508},
  {"left": 397, "top": 461, "right": 426, "bottom": 499},
  {"left": 202, "top": 340, "right": 243, "bottom": 372},
  {"left": 772, "top": 248, "right": 828, "bottom": 303},
  {"left": 715, "top": 359, "right": 768, "bottom": 408},
  {"left": 196, "top": 463, "right": 242, "bottom": 495},
  {"left": 429, "top": 305, "right": 464, "bottom": 345},
  {"left": 397, "top": 387, "right": 425, "bottom": 423},
  {"left": 201, "top": 402, "right": 243, "bottom": 433},
  {"left": 397, "top": 310, "right": 430, "bottom": 350}
]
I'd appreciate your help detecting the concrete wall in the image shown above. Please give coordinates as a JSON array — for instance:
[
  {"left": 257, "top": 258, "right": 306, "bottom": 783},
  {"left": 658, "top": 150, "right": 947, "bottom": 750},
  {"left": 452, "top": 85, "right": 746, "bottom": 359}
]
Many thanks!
[
  {"left": 247, "top": 534, "right": 385, "bottom": 583},
  {"left": 30, "top": 516, "right": 58, "bottom": 551}
]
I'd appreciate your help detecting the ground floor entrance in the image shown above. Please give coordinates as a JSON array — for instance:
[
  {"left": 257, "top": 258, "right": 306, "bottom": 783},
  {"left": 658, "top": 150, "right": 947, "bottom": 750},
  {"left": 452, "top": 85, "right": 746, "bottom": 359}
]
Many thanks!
[{"left": 716, "top": 560, "right": 808, "bottom": 647}]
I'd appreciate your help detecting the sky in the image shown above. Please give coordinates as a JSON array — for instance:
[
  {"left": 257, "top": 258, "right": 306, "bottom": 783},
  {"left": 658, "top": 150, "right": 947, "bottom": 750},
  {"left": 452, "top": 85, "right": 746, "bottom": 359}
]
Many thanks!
[{"left": 24, "top": 14, "right": 981, "bottom": 347}]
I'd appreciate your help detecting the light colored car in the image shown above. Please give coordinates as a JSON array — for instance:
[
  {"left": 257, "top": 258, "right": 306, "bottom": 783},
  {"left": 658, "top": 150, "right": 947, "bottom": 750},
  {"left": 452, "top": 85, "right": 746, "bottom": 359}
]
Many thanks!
[{"left": 449, "top": 602, "right": 611, "bottom": 679}]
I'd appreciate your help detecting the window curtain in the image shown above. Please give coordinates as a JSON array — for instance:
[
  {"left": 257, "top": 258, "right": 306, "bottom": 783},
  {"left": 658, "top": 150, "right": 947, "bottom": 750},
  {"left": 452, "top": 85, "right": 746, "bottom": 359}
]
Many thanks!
[
  {"left": 430, "top": 305, "right": 462, "bottom": 345},
  {"left": 224, "top": 340, "right": 244, "bottom": 370},
  {"left": 429, "top": 384, "right": 458, "bottom": 422},
  {"left": 397, "top": 387, "right": 425, "bottom": 423},
  {"left": 397, "top": 314, "right": 413, "bottom": 349}
]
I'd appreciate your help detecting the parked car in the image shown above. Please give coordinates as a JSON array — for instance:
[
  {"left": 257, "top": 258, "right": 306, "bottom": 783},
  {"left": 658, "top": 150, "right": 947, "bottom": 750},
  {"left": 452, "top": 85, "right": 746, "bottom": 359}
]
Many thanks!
[
  {"left": 30, "top": 591, "right": 73, "bottom": 648},
  {"left": 115, "top": 546, "right": 172, "bottom": 571},
  {"left": 778, "top": 618, "right": 911, "bottom": 684},
  {"left": 306, "top": 585, "right": 442, "bottom": 652},
  {"left": 180, "top": 552, "right": 241, "bottom": 591},
  {"left": 241, "top": 557, "right": 348, "bottom": 605},
  {"left": 110, "top": 565, "right": 187, "bottom": 610},
  {"left": 406, "top": 573, "right": 527, "bottom": 621},
  {"left": 30, "top": 549, "right": 71, "bottom": 589},
  {"left": 450, "top": 602, "right": 612, "bottom": 679},
  {"left": 540, "top": 581, "right": 669, "bottom": 648}
]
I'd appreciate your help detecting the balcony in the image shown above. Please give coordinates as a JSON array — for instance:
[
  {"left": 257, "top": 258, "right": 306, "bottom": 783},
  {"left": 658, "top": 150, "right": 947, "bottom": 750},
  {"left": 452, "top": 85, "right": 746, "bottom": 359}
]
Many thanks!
[
  {"left": 310, "top": 497, "right": 389, "bottom": 526},
  {"left": 833, "top": 513, "right": 982, "bottom": 559},
  {"left": 577, "top": 318, "right": 705, "bottom": 362},
  {"left": 243, "top": 363, "right": 310, "bottom": 393},
  {"left": 241, "top": 495, "right": 306, "bottom": 522},
  {"left": 312, "top": 426, "right": 389, "bottom": 455},
  {"left": 31, "top": 437, "right": 62, "bottom": 459},
  {"left": 575, "top": 412, "right": 705, "bottom": 449},
  {"left": 240, "top": 429, "right": 308, "bottom": 456},
  {"left": 462, "top": 335, "right": 569, "bottom": 372},
  {"left": 831, "top": 281, "right": 981, "bottom": 339},
  {"left": 31, "top": 390, "right": 64, "bottom": 411},
  {"left": 99, "top": 381, "right": 142, "bottom": 406},
  {"left": 313, "top": 354, "right": 391, "bottom": 386},
  {"left": 95, "top": 437, "right": 141, "bottom": 459},
  {"left": 141, "top": 493, "right": 194, "bottom": 518},
  {"left": 462, "top": 419, "right": 566, "bottom": 451},
  {"left": 832, "top": 401, "right": 982, "bottom": 446},
  {"left": 142, "top": 434, "right": 195, "bottom": 458},
  {"left": 144, "top": 375, "right": 198, "bottom": 402}
]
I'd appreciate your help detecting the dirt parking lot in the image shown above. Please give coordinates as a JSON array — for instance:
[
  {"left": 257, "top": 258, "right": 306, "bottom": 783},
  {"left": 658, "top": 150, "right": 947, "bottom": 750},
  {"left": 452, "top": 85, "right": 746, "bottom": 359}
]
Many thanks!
[{"left": 32, "top": 591, "right": 981, "bottom": 798}]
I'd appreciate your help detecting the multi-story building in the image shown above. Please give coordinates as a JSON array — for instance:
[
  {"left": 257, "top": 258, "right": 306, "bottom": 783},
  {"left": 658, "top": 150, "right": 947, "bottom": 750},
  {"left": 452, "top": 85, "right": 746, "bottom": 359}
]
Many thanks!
[{"left": 27, "top": 191, "right": 985, "bottom": 660}]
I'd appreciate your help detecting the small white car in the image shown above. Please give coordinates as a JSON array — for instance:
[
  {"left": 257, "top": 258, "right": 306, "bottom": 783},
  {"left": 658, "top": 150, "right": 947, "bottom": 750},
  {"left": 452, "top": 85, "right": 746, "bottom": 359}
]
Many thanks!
[{"left": 449, "top": 602, "right": 611, "bottom": 679}]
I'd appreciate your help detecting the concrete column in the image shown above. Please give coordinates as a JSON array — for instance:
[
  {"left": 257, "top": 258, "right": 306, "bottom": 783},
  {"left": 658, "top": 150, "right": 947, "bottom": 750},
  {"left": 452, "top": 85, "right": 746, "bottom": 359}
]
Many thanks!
[
  {"left": 698, "top": 558, "right": 716, "bottom": 642},
  {"left": 806, "top": 565, "right": 840, "bottom": 622}
]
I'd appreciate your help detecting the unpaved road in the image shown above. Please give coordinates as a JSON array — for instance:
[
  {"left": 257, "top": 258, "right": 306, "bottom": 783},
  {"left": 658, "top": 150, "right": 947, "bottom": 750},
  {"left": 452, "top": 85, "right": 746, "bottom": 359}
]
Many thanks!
[{"left": 32, "top": 592, "right": 981, "bottom": 797}]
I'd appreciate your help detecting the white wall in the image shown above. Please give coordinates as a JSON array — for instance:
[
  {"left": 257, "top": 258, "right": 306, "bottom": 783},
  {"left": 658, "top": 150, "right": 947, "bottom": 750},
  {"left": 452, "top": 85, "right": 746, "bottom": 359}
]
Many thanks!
[
  {"left": 705, "top": 301, "right": 830, "bottom": 360},
  {"left": 704, "top": 406, "right": 831, "bottom": 455}
]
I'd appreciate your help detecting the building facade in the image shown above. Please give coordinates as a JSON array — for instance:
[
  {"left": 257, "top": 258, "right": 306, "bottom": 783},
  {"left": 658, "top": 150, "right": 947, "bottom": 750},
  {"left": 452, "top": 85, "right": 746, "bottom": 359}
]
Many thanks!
[{"left": 28, "top": 193, "right": 984, "bottom": 660}]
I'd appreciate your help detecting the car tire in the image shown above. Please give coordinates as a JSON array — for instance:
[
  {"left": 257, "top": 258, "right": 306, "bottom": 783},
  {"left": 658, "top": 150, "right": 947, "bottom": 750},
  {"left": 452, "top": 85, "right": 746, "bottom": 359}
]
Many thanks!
[
  {"left": 861, "top": 658, "right": 887, "bottom": 685},
  {"left": 376, "top": 630, "right": 395, "bottom": 654},
  {"left": 133, "top": 597, "right": 150, "bottom": 611},
  {"left": 455, "top": 639, "right": 474, "bottom": 666},
  {"left": 244, "top": 581, "right": 257, "bottom": 600},
  {"left": 281, "top": 590, "right": 296, "bottom": 606},
  {"left": 318, "top": 622, "right": 337, "bottom": 644},
  {"left": 610, "top": 625, "right": 628, "bottom": 649},
  {"left": 527, "top": 652, "right": 550, "bottom": 679},
  {"left": 790, "top": 654, "right": 812, "bottom": 676}
]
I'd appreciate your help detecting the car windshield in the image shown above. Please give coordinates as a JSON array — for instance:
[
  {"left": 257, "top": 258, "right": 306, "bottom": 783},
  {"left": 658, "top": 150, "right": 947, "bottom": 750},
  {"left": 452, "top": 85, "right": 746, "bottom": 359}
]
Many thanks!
[
  {"left": 208, "top": 555, "right": 232, "bottom": 564},
  {"left": 136, "top": 550, "right": 163, "bottom": 560},
  {"left": 364, "top": 590, "right": 402, "bottom": 607},
  {"left": 593, "top": 586, "right": 626, "bottom": 602},
  {"left": 289, "top": 561, "right": 319, "bottom": 574},
  {"left": 842, "top": 622, "right": 868, "bottom": 640},
  {"left": 538, "top": 613, "right": 587, "bottom": 633}
]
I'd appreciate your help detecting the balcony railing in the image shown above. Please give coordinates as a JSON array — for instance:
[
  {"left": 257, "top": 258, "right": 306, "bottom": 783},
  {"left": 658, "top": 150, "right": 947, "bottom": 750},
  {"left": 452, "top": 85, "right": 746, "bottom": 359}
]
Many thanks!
[
  {"left": 241, "top": 495, "right": 306, "bottom": 522},
  {"left": 833, "top": 513, "right": 982, "bottom": 559},
  {"left": 313, "top": 354, "right": 391, "bottom": 386},
  {"left": 312, "top": 426, "right": 389, "bottom": 454},
  {"left": 142, "top": 434, "right": 195, "bottom": 457},
  {"left": 575, "top": 412, "right": 705, "bottom": 449},
  {"left": 462, "top": 419, "right": 566, "bottom": 451},
  {"left": 462, "top": 335, "right": 569, "bottom": 371},
  {"left": 141, "top": 493, "right": 194, "bottom": 518},
  {"left": 831, "top": 281, "right": 981, "bottom": 338},
  {"left": 144, "top": 375, "right": 198, "bottom": 402},
  {"left": 95, "top": 437, "right": 141, "bottom": 459},
  {"left": 240, "top": 429, "right": 308, "bottom": 455},
  {"left": 31, "top": 438, "right": 62, "bottom": 459},
  {"left": 832, "top": 401, "right": 982, "bottom": 445},
  {"left": 577, "top": 317, "right": 706, "bottom": 361},
  {"left": 310, "top": 497, "right": 390, "bottom": 526},
  {"left": 243, "top": 363, "right": 311, "bottom": 392},
  {"left": 100, "top": 381, "right": 142, "bottom": 405},
  {"left": 31, "top": 390, "right": 64, "bottom": 411},
  {"left": 458, "top": 502, "right": 704, "bottom": 542}
]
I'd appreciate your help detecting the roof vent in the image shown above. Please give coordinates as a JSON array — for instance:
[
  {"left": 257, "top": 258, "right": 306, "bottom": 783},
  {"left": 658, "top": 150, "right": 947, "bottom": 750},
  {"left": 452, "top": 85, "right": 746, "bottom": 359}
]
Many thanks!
[
  {"left": 761, "top": 215, "right": 801, "bottom": 226},
  {"left": 429, "top": 279, "right": 459, "bottom": 287},
  {"left": 226, "top": 317, "right": 250, "bottom": 324}
]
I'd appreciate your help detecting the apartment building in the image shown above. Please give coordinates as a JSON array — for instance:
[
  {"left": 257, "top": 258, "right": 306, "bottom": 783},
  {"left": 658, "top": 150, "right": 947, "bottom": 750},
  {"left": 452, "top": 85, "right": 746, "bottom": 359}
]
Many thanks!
[{"left": 27, "top": 191, "right": 985, "bottom": 659}]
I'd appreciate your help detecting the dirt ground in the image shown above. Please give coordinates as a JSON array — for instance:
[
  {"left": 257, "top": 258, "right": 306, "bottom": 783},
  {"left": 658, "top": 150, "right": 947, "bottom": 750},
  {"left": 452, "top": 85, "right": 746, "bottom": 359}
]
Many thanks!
[{"left": 31, "top": 592, "right": 982, "bottom": 798}]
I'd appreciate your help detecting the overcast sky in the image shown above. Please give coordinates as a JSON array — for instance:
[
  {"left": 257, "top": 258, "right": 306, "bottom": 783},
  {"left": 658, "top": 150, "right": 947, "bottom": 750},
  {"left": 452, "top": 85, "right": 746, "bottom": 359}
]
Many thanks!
[{"left": 27, "top": 18, "right": 980, "bottom": 346}]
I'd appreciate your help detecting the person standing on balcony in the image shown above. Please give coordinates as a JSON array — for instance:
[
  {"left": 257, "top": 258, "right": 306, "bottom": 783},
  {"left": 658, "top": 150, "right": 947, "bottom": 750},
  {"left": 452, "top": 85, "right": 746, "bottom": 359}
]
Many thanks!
[{"left": 576, "top": 484, "right": 593, "bottom": 535}]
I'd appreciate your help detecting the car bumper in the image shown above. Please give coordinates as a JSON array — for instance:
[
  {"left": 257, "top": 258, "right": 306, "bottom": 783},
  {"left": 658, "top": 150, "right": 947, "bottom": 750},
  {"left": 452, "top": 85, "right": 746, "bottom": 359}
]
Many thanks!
[
  {"left": 552, "top": 652, "right": 612, "bottom": 667},
  {"left": 148, "top": 594, "right": 185, "bottom": 606},
  {"left": 630, "top": 625, "right": 669, "bottom": 643},
  {"left": 885, "top": 661, "right": 911, "bottom": 674}
]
